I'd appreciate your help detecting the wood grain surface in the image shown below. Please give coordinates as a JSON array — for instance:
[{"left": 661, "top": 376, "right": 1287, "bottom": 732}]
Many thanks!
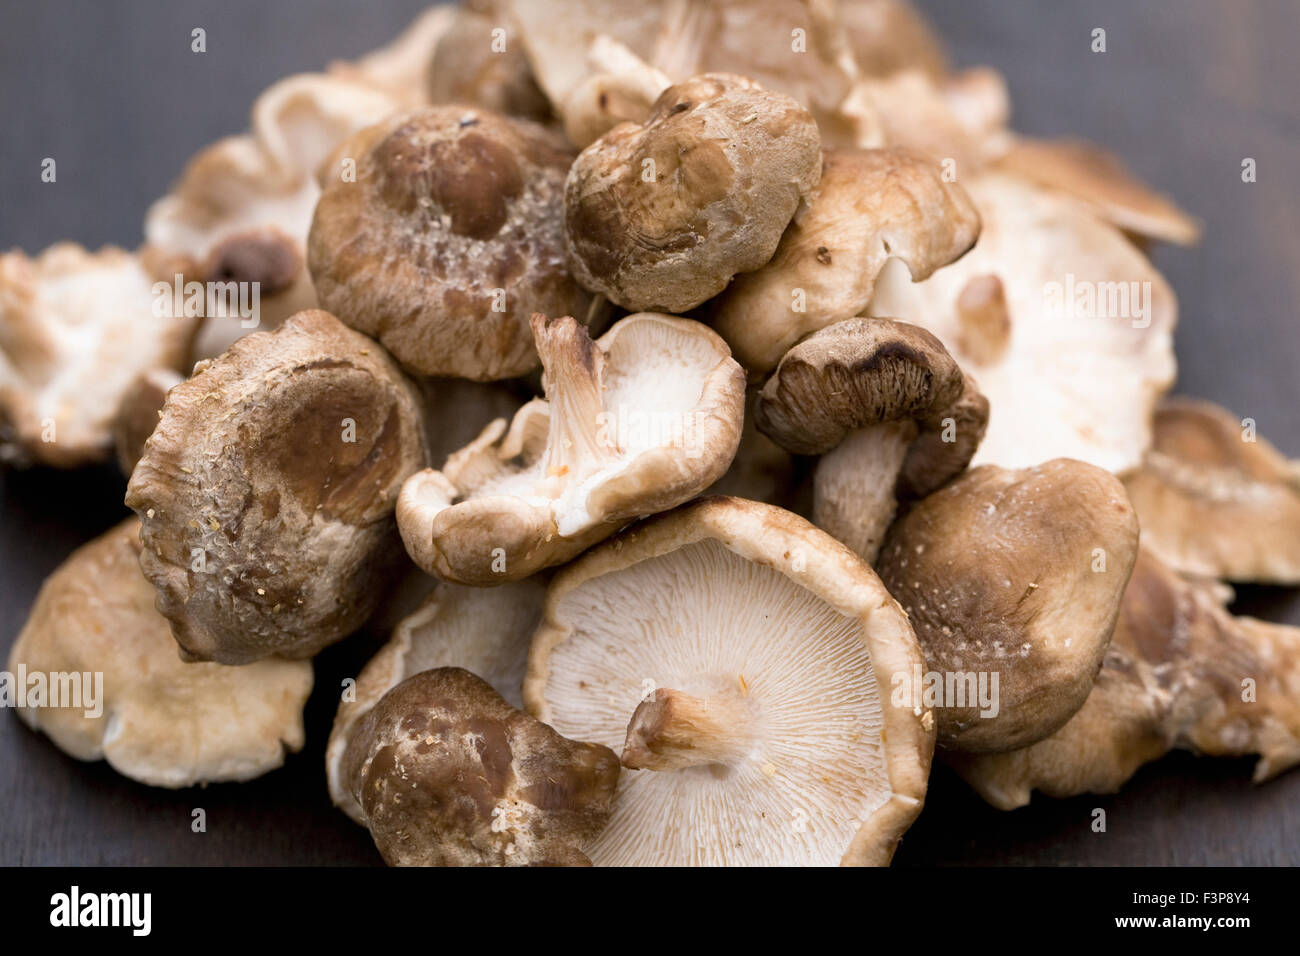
[{"left": 1, "top": 0, "right": 1297, "bottom": 865}]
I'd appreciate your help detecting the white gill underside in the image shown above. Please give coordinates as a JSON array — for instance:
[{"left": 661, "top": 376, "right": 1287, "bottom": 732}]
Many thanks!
[{"left": 542, "top": 539, "right": 890, "bottom": 866}]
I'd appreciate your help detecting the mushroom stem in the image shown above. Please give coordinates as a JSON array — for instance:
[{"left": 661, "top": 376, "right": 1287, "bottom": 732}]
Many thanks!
[
  {"left": 621, "top": 687, "right": 755, "bottom": 772},
  {"left": 813, "top": 422, "right": 916, "bottom": 563},
  {"left": 531, "top": 314, "right": 615, "bottom": 489}
]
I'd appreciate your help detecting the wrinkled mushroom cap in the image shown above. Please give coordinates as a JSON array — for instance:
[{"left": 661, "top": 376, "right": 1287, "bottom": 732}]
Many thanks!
[
  {"left": 525, "top": 496, "right": 935, "bottom": 866},
  {"left": 341, "top": 667, "right": 620, "bottom": 866},
  {"left": 7, "top": 519, "right": 313, "bottom": 788},
  {"left": 309, "top": 105, "right": 595, "bottom": 380},
  {"left": 995, "top": 137, "right": 1201, "bottom": 245},
  {"left": 877, "top": 459, "right": 1140, "bottom": 753},
  {"left": 398, "top": 312, "right": 745, "bottom": 585},
  {"left": 1123, "top": 398, "right": 1300, "bottom": 584},
  {"left": 0, "top": 244, "right": 197, "bottom": 467},
  {"left": 713, "top": 148, "right": 980, "bottom": 375},
  {"left": 870, "top": 173, "right": 1177, "bottom": 474},
  {"left": 327, "top": 577, "right": 547, "bottom": 823},
  {"left": 125, "top": 310, "right": 428, "bottom": 664},
  {"left": 950, "top": 549, "right": 1300, "bottom": 808},
  {"left": 564, "top": 73, "right": 822, "bottom": 313}
]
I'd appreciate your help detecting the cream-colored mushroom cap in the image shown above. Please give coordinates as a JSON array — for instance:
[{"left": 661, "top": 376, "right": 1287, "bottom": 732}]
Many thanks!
[
  {"left": 398, "top": 312, "right": 745, "bottom": 585},
  {"left": 714, "top": 147, "right": 980, "bottom": 375},
  {"left": 125, "top": 310, "right": 428, "bottom": 664},
  {"left": 950, "top": 549, "right": 1300, "bottom": 809},
  {"left": 564, "top": 73, "right": 822, "bottom": 313},
  {"left": 877, "top": 459, "right": 1140, "bottom": 753},
  {"left": 1123, "top": 398, "right": 1300, "bottom": 584},
  {"left": 0, "top": 244, "right": 196, "bottom": 467},
  {"left": 525, "top": 496, "right": 935, "bottom": 866},
  {"left": 869, "top": 173, "right": 1177, "bottom": 474},
  {"left": 7, "top": 519, "right": 313, "bottom": 788},
  {"left": 326, "top": 577, "right": 547, "bottom": 823},
  {"left": 756, "top": 317, "right": 988, "bottom": 562}
]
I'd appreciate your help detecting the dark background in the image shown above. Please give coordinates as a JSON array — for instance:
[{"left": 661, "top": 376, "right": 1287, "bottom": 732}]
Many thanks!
[{"left": 1, "top": 0, "right": 1297, "bottom": 865}]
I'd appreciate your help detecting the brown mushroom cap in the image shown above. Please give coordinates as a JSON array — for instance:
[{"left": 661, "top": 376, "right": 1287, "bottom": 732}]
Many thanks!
[
  {"left": 341, "top": 667, "right": 620, "bottom": 866},
  {"left": 756, "top": 317, "right": 988, "bottom": 561},
  {"left": 949, "top": 549, "right": 1300, "bottom": 808},
  {"left": 397, "top": 312, "right": 745, "bottom": 585},
  {"left": 713, "top": 147, "right": 980, "bottom": 375},
  {"left": 308, "top": 105, "right": 595, "bottom": 380},
  {"left": 839, "top": 0, "right": 948, "bottom": 79},
  {"left": 525, "top": 496, "right": 935, "bottom": 866},
  {"left": 426, "top": 5, "right": 551, "bottom": 122},
  {"left": 564, "top": 73, "right": 822, "bottom": 313},
  {"left": 995, "top": 137, "right": 1201, "bottom": 245},
  {"left": 113, "top": 367, "right": 184, "bottom": 477},
  {"left": 7, "top": 519, "right": 313, "bottom": 788},
  {"left": 125, "top": 309, "right": 428, "bottom": 664},
  {"left": 0, "top": 244, "right": 197, "bottom": 468},
  {"left": 1123, "top": 398, "right": 1300, "bottom": 584},
  {"left": 326, "top": 577, "right": 547, "bottom": 823},
  {"left": 877, "top": 459, "right": 1140, "bottom": 753}
]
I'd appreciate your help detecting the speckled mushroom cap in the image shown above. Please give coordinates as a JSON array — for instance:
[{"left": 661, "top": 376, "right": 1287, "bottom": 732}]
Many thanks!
[
  {"left": 564, "top": 73, "right": 822, "bottom": 314},
  {"left": 308, "top": 105, "right": 595, "bottom": 380},
  {"left": 397, "top": 312, "right": 745, "bottom": 585},
  {"left": 1122, "top": 398, "right": 1300, "bottom": 585},
  {"left": 525, "top": 496, "right": 935, "bottom": 867},
  {"left": 341, "top": 667, "right": 620, "bottom": 866},
  {"left": 995, "top": 137, "right": 1200, "bottom": 245},
  {"left": 877, "top": 459, "right": 1140, "bottom": 753},
  {"left": 869, "top": 173, "right": 1178, "bottom": 474},
  {"left": 327, "top": 577, "right": 547, "bottom": 823},
  {"left": 755, "top": 317, "right": 988, "bottom": 562},
  {"left": 713, "top": 147, "right": 981, "bottom": 375},
  {"left": 0, "top": 244, "right": 198, "bottom": 468},
  {"left": 949, "top": 549, "right": 1300, "bottom": 809},
  {"left": 125, "top": 309, "right": 428, "bottom": 664},
  {"left": 7, "top": 519, "right": 313, "bottom": 788}
]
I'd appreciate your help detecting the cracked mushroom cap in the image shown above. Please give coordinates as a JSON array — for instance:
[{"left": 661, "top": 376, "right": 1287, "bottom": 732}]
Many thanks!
[
  {"left": 144, "top": 73, "right": 402, "bottom": 360},
  {"left": 877, "top": 459, "right": 1140, "bottom": 753},
  {"left": 125, "top": 310, "right": 428, "bottom": 664},
  {"left": 7, "top": 519, "right": 313, "bottom": 788},
  {"left": 995, "top": 137, "right": 1201, "bottom": 246},
  {"left": 341, "top": 667, "right": 620, "bottom": 866},
  {"left": 564, "top": 73, "right": 822, "bottom": 314},
  {"left": 949, "top": 549, "right": 1300, "bottom": 808},
  {"left": 869, "top": 173, "right": 1178, "bottom": 474},
  {"left": 308, "top": 105, "right": 595, "bottom": 381},
  {"left": 713, "top": 147, "right": 981, "bottom": 375},
  {"left": 327, "top": 577, "right": 547, "bottom": 823},
  {"left": 756, "top": 317, "right": 988, "bottom": 562},
  {"left": 0, "top": 244, "right": 197, "bottom": 468},
  {"left": 524, "top": 496, "right": 935, "bottom": 866},
  {"left": 1122, "top": 398, "right": 1300, "bottom": 584},
  {"left": 398, "top": 312, "right": 745, "bottom": 585}
]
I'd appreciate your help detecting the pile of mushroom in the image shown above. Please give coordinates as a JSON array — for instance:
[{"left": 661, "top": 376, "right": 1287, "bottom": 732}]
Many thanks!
[{"left": 3, "top": 0, "right": 1297, "bottom": 867}]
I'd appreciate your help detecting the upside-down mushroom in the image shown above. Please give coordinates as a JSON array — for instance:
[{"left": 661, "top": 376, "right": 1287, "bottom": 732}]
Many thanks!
[
  {"left": 877, "top": 460, "right": 1140, "bottom": 753},
  {"left": 950, "top": 549, "right": 1300, "bottom": 808},
  {"left": 0, "top": 244, "right": 197, "bottom": 468},
  {"left": 125, "top": 310, "right": 428, "bottom": 664},
  {"left": 1122, "top": 398, "right": 1300, "bottom": 584},
  {"left": 525, "top": 496, "right": 935, "bottom": 866},
  {"left": 340, "top": 667, "right": 620, "bottom": 866},
  {"left": 398, "top": 312, "right": 744, "bottom": 585},
  {"left": 869, "top": 173, "right": 1178, "bottom": 474},
  {"left": 6, "top": 519, "right": 313, "bottom": 788},
  {"left": 326, "top": 577, "right": 547, "bottom": 823},
  {"left": 309, "top": 105, "right": 596, "bottom": 380},
  {"left": 712, "top": 147, "right": 981, "bottom": 376},
  {"left": 755, "top": 317, "right": 988, "bottom": 563},
  {"left": 564, "top": 73, "right": 822, "bottom": 313}
]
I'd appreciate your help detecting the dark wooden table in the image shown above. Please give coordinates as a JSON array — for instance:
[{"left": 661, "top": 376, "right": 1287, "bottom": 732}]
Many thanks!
[{"left": 2, "top": 0, "right": 1298, "bottom": 865}]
